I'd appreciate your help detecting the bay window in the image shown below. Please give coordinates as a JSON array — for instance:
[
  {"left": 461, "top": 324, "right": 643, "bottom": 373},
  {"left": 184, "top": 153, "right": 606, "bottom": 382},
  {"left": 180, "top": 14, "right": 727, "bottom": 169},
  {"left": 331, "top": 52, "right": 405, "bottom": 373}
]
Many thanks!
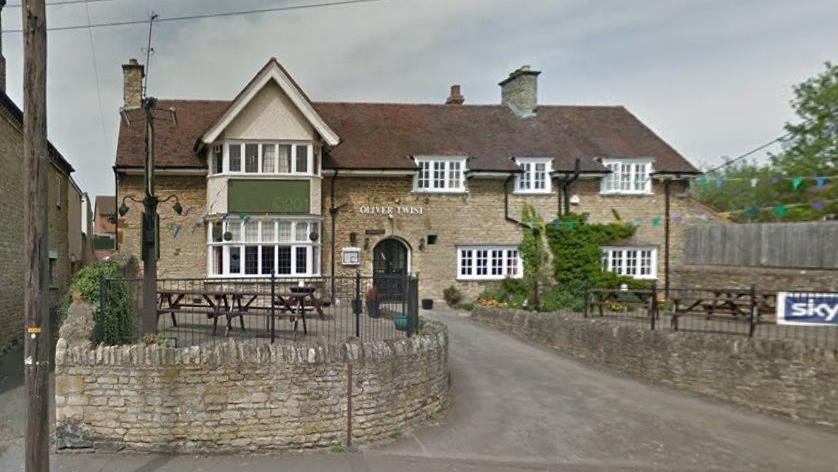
[
  {"left": 216, "top": 141, "right": 317, "bottom": 175},
  {"left": 601, "top": 159, "right": 653, "bottom": 194},
  {"left": 601, "top": 246, "right": 657, "bottom": 279},
  {"left": 208, "top": 218, "right": 321, "bottom": 277},
  {"left": 458, "top": 246, "right": 522, "bottom": 280},
  {"left": 515, "top": 158, "right": 552, "bottom": 193},
  {"left": 414, "top": 157, "right": 466, "bottom": 192}
]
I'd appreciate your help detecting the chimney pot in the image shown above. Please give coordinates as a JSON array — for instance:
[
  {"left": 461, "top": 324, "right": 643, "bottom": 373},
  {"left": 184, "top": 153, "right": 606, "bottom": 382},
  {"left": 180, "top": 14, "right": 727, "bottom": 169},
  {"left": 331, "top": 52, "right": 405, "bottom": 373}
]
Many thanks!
[
  {"left": 122, "top": 58, "right": 145, "bottom": 109},
  {"left": 499, "top": 65, "right": 540, "bottom": 117},
  {"left": 445, "top": 84, "right": 464, "bottom": 105}
]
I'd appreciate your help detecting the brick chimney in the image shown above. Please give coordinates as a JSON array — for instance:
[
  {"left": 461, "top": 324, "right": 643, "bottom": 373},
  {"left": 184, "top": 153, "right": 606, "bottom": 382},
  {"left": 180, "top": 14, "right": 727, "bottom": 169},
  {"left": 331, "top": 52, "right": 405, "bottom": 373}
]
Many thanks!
[
  {"left": 0, "top": 0, "right": 6, "bottom": 93},
  {"left": 445, "top": 84, "right": 464, "bottom": 105},
  {"left": 122, "top": 58, "right": 144, "bottom": 109},
  {"left": 499, "top": 65, "right": 540, "bottom": 117}
]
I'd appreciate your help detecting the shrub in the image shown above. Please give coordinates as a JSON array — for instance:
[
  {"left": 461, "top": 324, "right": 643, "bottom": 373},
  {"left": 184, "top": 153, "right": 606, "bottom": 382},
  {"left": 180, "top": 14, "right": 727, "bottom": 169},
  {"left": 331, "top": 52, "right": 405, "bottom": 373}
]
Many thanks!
[
  {"left": 442, "top": 285, "right": 463, "bottom": 307},
  {"left": 459, "top": 303, "right": 474, "bottom": 311},
  {"left": 539, "top": 289, "right": 586, "bottom": 312},
  {"left": 65, "top": 260, "right": 136, "bottom": 346}
]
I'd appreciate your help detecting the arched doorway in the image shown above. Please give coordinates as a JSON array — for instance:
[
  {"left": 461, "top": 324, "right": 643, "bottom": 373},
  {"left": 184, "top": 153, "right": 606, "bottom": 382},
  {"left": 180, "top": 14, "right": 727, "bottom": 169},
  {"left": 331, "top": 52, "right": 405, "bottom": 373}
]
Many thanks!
[{"left": 373, "top": 238, "right": 410, "bottom": 301}]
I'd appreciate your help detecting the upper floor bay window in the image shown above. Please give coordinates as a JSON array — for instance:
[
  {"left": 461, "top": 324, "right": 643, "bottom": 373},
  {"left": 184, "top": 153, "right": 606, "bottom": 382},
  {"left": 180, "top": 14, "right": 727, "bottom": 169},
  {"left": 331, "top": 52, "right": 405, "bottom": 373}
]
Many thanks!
[
  {"left": 208, "top": 218, "right": 321, "bottom": 277},
  {"left": 601, "top": 246, "right": 657, "bottom": 280},
  {"left": 209, "top": 141, "right": 319, "bottom": 176},
  {"left": 515, "top": 158, "right": 552, "bottom": 193},
  {"left": 414, "top": 157, "right": 466, "bottom": 192},
  {"left": 601, "top": 159, "right": 653, "bottom": 194}
]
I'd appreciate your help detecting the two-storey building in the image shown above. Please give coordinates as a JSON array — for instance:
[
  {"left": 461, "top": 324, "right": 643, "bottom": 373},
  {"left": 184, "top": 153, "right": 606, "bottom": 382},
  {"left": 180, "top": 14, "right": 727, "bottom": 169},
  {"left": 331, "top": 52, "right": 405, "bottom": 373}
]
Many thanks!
[{"left": 114, "top": 58, "right": 710, "bottom": 301}]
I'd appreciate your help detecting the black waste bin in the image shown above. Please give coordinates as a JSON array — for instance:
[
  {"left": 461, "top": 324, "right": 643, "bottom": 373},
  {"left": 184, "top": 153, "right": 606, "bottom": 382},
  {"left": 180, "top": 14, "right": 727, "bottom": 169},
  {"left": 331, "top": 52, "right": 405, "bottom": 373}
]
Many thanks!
[{"left": 421, "top": 298, "right": 433, "bottom": 310}]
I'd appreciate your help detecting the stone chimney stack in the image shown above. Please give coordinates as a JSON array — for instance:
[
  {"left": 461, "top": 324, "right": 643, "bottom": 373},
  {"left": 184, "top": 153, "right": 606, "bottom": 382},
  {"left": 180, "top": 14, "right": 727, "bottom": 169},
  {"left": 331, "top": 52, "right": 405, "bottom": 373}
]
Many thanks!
[
  {"left": 499, "top": 65, "right": 541, "bottom": 117},
  {"left": 0, "top": 0, "right": 6, "bottom": 93},
  {"left": 445, "top": 84, "right": 464, "bottom": 105},
  {"left": 122, "top": 58, "right": 145, "bottom": 109}
]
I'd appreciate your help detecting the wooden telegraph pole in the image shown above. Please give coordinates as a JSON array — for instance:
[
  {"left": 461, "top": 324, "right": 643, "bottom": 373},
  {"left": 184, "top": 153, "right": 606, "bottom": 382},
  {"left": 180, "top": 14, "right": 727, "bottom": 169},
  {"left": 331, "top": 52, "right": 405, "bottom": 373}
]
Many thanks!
[{"left": 21, "top": 0, "right": 50, "bottom": 471}]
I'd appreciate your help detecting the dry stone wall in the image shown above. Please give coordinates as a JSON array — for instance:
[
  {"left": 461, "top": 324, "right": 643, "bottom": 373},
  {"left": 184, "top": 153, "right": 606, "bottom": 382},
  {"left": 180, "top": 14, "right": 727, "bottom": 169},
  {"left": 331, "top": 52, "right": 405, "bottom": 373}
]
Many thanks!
[
  {"left": 471, "top": 306, "right": 838, "bottom": 429},
  {"left": 55, "top": 307, "right": 449, "bottom": 453}
]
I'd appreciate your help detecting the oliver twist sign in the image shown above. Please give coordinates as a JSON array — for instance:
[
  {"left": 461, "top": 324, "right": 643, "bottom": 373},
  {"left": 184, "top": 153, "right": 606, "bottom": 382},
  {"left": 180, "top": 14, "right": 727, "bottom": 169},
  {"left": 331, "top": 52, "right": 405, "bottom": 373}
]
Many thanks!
[{"left": 358, "top": 205, "right": 424, "bottom": 216}]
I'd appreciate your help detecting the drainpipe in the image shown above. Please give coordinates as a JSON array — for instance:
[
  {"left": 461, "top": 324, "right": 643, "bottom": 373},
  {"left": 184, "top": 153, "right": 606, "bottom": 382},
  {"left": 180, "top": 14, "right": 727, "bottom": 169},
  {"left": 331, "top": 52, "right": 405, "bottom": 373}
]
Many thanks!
[
  {"left": 664, "top": 177, "right": 672, "bottom": 297},
  {"left": 560, "top": 158, "right": 581, "bottom": 215},
  {"left": 113, "top": 166, "right": 119, "bottom": 251},
  {"left": 329, "top": 169, "right": 339, "bottom": 301}
]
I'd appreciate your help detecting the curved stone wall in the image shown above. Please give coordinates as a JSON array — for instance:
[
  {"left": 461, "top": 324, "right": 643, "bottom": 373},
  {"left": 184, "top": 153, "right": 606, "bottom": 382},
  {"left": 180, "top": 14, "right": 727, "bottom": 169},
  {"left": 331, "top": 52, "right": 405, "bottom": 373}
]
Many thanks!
[{"left": 55, "top": 316, "right": 449, "bottom": 452}]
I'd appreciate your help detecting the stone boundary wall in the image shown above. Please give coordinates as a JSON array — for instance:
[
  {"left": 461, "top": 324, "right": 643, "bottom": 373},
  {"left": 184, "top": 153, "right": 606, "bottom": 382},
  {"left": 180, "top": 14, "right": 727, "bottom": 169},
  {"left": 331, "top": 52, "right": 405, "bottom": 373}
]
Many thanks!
[
  {"left": 55, "top": 315, "right": 449, "bottom": 453},
  {"left": 471, "top": 306, "right": 838, "bottom": 428}
]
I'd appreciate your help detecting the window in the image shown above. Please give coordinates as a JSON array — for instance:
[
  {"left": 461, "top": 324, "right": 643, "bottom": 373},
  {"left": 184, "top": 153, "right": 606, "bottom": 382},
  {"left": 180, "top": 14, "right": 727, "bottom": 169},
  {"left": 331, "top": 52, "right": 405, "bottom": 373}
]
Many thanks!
[
  {"left": 48, "top": 253, "right": 58, "bottom": 286},
  {"left": 601, "top": 246, "right": 657, "bottom": 279},
  {"left": 601, "top": 159, "right": 653, "bottom": 194},
  {"left": 55, "top": 175, "right": 61, "bottom": 208},
  {"left": 229, "top": 144, "right": 242, "bottom": 172},
  {"left": 212, "top": 144, "right": 224, "bottom": 174},
  {"left": 414, "top": 157, "right": 466, "bottom": 192},
  {"left": 208, "top": 218, "right": 321, "bottom": 277},
  {"left": 515, "top": 158, "right": 552, "bottom": 193},
  {"left": 457, "top": 246, "right": 522, "bottom": 280},
  {"left": 224, "top": 142, "right": 313, "bottom": 175}
]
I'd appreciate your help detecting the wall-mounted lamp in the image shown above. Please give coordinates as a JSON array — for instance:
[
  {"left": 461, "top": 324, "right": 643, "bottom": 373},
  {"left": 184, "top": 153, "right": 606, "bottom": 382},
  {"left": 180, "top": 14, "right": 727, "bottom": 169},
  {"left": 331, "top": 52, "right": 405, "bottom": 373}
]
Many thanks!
[
  {"left": 363, "top": 238, "right": 370, "bottom": 250},
  {"left": 349, "top": 232, "right": 358, "bottom": 245},
  {"left": 418, "top": 237, "right": 425, "bottom": 251}
]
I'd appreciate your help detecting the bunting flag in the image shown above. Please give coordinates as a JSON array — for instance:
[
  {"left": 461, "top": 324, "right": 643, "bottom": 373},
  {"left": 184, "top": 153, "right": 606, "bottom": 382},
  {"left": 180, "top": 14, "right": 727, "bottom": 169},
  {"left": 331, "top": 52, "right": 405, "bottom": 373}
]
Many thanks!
[
  {"left": 631, "top": 218, "right": 642, "bottom": 226},
  {"left": 565, "top": 220, "right": 576, "bottom": 230},
  {"left": 671, "top": 214, "right": 683, "bottom": 224},
  {"left": 816, "top": 176, "right": 828, "bottom": 187},
  {"left": 812, "top": 200, "right": 826, "bottom": 210},
  {"left": 791, "top": 176, "right": 805, "bottom": 190},
  {"left": 651, "top": 216, "right": 661, "bottom": 226},
  {"left": 772, "top": 204, "right": 787, "bottom": 217},
  {"left": 699, "top": 175, "right": 708, "bottom": 188},
  {"left": 750, "top": 178, "right": 758, "bottom": 188},
  {"left": 744, "top": 207, "right": 760, "bottom": 218},
  {"left": 714, "top": 176, "right": 724, "bottom": 189}
]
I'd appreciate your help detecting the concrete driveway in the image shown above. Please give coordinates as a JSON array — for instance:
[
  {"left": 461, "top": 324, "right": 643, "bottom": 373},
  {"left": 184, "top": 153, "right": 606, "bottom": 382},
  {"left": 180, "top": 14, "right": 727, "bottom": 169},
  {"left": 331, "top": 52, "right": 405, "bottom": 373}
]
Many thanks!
[{"left": 1, "top": 308, "right": 836, "bottom": 471}]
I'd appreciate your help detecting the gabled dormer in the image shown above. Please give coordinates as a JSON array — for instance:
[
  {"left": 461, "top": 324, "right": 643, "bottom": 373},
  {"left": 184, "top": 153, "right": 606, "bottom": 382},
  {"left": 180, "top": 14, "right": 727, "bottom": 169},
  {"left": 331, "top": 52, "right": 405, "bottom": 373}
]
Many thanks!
[{"left": 200, "top": 58, "right": 339, "bottom": 216}]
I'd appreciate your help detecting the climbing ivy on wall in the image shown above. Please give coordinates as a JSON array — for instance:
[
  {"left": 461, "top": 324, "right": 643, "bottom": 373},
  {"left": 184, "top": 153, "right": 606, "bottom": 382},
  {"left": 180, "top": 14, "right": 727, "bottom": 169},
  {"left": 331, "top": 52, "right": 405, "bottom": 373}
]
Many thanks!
[{"left": 545, "top": 212, "right": 649, "bottom": 294}]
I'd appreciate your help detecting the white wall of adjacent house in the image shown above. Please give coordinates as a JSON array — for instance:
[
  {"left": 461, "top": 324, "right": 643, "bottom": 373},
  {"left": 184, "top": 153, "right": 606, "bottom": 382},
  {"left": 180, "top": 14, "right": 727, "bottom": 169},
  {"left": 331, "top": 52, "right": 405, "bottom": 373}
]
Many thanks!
[{"left": 221, "top": 80, "right": 315, "bottom": 141}]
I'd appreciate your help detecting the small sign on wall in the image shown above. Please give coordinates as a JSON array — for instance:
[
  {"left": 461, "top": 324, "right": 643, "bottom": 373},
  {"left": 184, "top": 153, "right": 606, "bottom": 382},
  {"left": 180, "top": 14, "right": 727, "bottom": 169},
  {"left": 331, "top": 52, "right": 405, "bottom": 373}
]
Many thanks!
[
  {"left": 777, "top": 292, "right": 838, "bottom": 326},
  {"left": 341, "top": 247, "right": 361, "bottom": 266}
]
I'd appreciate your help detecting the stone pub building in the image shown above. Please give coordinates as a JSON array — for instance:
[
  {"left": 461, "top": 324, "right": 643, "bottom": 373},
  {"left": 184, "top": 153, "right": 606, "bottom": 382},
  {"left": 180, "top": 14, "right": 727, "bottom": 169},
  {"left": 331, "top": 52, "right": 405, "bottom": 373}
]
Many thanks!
[{"left": 114, "top": 58, "right": 710, "bottom": 300}]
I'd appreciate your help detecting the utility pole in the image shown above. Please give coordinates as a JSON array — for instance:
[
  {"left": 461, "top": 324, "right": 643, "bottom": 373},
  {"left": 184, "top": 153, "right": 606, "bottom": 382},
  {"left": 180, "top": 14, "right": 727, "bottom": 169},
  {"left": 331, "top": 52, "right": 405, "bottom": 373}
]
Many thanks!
[
  {"left": 21, "top": 0, "right": 50, "bottom": 471},
  {"left": 141, "top": 97, "right": 158, "bottom": 335}
]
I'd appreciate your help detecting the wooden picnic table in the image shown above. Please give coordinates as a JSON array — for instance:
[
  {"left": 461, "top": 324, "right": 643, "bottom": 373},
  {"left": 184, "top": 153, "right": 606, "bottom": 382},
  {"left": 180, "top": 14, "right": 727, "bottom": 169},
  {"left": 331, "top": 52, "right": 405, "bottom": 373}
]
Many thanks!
[{"left": 157, "top": 284, "right": 326, "bottom": 337}]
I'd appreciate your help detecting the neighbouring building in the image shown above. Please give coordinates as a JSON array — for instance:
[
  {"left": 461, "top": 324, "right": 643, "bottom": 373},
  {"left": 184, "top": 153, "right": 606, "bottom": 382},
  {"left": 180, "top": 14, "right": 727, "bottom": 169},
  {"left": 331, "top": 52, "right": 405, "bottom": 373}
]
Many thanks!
[
  {"left": 93, "top": 195, "right": 117, "bottom": 259},
  {"left": 0, "top": 2, "right": 84, "bottom": 354},
  {"left": 114, "top": 57, "right": 713, "bottom": 301}
]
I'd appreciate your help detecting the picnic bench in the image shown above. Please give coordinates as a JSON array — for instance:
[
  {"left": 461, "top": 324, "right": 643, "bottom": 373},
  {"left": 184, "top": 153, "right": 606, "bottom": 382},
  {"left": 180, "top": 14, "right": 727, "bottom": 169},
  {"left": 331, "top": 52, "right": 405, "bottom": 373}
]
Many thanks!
[
  {"left": 157, "top": 282, "right": 326, "bottom": 337},
  {"left": 667, "top": 289, "right": 777, "bottom": 333}
]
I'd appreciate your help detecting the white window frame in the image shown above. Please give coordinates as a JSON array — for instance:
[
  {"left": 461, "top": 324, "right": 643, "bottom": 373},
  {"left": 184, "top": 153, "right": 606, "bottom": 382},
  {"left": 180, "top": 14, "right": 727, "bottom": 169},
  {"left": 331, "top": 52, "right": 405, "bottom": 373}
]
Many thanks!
[
  {"left": 601, "top": 246, "right": 658, "bottom": 280},
  {"left": 207, "top": 217, "right": 322, "bottom": 278},
  {"left": 600, "top": 159, "right": 653, "bottom": 195},
  {"left": 220, "top": 141, "right": 317, "bottom": 176},
  {"left": 457, "top": 245, "right": 523, "bottom": 280},
  {"left": 514, "top": 157, "right": 552, "bottom": 194},
  {"left": 413, "top": 156, "right": 467, "bottom": 193}
]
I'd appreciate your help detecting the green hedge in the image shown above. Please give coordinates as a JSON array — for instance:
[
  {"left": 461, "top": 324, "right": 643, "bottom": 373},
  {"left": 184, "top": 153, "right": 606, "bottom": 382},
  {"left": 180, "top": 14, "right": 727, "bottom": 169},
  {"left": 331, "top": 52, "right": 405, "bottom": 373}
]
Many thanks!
[{"left": 64, "top": 260, "right": 136, "bottom": 345}]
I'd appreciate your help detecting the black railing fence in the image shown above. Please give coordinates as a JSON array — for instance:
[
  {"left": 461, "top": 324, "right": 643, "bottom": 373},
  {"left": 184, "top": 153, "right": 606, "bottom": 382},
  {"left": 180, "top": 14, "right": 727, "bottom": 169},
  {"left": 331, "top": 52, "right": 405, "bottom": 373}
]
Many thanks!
[
  {"left": 583, "top": 285, "right": 838, "bottom": 351},
  {"left": 96, "top": 274, "right": 420, "bottom": 348}
]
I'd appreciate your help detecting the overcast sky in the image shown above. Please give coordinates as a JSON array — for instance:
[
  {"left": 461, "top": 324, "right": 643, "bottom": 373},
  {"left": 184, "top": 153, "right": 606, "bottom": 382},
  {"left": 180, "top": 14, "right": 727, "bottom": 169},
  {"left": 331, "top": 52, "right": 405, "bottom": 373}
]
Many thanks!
[{"left": 1, "top": 0, "right": 836, "bottom": 200}]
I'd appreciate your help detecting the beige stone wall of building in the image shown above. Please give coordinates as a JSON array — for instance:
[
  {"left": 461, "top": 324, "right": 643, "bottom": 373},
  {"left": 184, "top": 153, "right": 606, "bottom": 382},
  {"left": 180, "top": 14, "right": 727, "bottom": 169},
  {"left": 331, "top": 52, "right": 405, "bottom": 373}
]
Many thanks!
[
  {"left": 322, "top": 176, "right": 715, "bottom": 301},
  {"left": 222, "top": 80, "right": 315, "bottom": 141},
  {"left": 0, "top": 110, "right": 25, "bottom": 354},
  {"left": 117, "top": 175, "right": 208, "bottom": 278},
  {"left": 0, "top": 107, "right": 73, "bottom": 354}
]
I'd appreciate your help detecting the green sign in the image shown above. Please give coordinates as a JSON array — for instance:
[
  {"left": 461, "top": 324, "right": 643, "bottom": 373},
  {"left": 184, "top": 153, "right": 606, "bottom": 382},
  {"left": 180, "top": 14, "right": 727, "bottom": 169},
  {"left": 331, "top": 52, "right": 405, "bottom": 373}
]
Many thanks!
[{"left": 227, "top": 180, "right": 310, "bottom": 214}]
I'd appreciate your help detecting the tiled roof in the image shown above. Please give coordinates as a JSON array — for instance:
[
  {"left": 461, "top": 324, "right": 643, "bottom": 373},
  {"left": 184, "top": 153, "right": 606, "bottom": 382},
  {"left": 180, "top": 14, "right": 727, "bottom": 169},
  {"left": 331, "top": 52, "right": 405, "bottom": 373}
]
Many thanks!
[
  {"left": 115, "top": 100, "right": 699, "bottom": 174},
  {"left": 94, "top": 195, "right": 115, "bottom": 215}
]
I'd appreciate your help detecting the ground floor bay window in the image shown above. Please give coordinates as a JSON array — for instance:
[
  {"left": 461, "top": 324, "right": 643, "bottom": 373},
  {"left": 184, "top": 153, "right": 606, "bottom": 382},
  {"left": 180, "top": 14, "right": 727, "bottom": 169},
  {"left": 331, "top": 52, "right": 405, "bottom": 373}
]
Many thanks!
[
  {"left": 208, "top": 217, "right": 321, "bottom": 277},
  {"left": 601, "top": 246, "right": 657, "bottom": 280}
]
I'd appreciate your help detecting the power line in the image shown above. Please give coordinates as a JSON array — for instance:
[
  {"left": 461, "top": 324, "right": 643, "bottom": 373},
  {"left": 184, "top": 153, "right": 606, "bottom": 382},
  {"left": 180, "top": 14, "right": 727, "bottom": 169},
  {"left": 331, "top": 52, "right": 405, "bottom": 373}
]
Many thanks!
[
  {"left": 83, "top": 0, "right": 111, "bottom": 159},
  {"left": 2, "top": 0, "right": 387, "bottom": 33},
  {"left": 6, "top": 0, "right": 116, "bottom": 7},
  {"left": 703, "top": 132, "right": 793, "bottom": 174}
]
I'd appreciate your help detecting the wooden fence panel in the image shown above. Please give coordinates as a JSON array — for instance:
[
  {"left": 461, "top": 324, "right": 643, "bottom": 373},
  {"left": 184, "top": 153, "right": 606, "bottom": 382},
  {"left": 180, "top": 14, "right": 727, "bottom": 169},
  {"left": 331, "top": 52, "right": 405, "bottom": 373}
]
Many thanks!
[{"left": 685, "top": 222, "right": 838, "bottom": 269}]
